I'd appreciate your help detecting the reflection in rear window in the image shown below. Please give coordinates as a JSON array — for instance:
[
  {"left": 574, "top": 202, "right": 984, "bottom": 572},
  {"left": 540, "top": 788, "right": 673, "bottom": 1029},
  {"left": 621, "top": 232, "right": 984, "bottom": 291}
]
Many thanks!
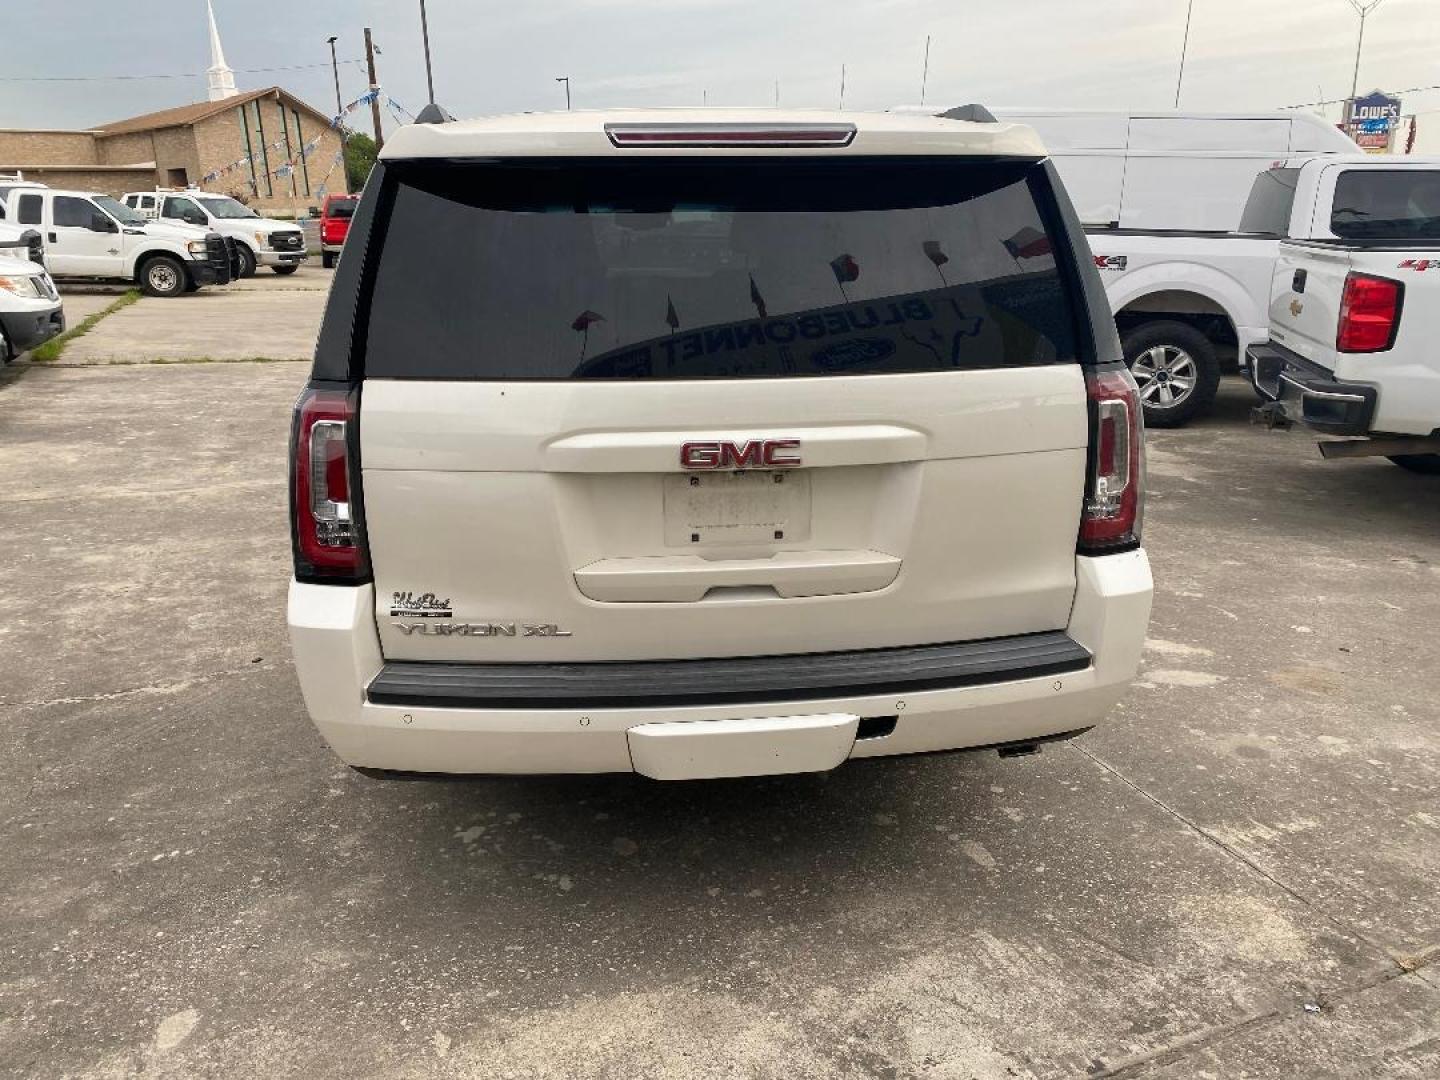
[
  {"left": 1331, "top": 170, "right": 1440, "bottom": 240},
  {"left": 363, "top": 158, "right": 1080, "bottom": 379}
]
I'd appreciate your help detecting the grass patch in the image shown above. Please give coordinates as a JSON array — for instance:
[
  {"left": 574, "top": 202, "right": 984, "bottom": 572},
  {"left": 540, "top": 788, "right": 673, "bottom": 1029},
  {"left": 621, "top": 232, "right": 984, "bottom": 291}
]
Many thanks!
[
  {"left": 31, "top": 290, "right": 140, "bottom": 362},
  {"left": 77, "top": 355, "right": 307, "bottom": 366}
]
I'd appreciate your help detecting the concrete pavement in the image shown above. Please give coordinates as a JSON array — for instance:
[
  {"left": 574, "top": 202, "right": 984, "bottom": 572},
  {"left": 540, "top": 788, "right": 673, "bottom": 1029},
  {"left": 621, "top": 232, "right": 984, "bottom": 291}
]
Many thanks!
[
  {"left": 0, "top": 366, "right": 1436, "bottom": 1079},
  {"left": 49, "top": 265, "right": 331, "bottom": 365}
]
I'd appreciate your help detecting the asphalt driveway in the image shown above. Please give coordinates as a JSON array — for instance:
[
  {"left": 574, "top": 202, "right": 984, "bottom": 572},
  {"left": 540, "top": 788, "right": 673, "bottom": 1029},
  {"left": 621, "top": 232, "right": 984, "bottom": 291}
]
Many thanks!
[{"left": 0, "top": 362, "right": 1436, "bottom": 1079}]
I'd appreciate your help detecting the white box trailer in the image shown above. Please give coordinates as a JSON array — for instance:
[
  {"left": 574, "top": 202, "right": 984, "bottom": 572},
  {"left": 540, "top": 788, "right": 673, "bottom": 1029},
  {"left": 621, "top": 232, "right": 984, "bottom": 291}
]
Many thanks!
[
  {"left": 994, "top": 109, "right": 1358, "bottom": 231},
  {"left": 900, "top": 107, "right": 1361, "bottom": 424}
]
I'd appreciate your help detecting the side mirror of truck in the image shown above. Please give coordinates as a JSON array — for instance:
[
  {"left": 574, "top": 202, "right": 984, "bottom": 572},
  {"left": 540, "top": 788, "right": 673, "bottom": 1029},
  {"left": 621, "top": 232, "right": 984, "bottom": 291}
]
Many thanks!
[{"left": 90, "top": 212, "right": 118, "bottom": 233}]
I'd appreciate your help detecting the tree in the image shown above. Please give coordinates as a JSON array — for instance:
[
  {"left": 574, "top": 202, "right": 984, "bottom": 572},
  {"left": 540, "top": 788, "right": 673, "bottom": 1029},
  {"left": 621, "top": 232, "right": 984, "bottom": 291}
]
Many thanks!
[{"left": 344, "top": 131, "right": 378, "bottom": 193}]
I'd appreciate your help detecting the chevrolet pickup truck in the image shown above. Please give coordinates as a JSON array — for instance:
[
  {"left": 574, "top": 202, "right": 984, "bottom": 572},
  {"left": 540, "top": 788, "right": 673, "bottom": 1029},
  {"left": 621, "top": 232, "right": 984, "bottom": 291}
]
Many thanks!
[{"left": 1251, "top": 157, "right": 1440, "bottom": 473}]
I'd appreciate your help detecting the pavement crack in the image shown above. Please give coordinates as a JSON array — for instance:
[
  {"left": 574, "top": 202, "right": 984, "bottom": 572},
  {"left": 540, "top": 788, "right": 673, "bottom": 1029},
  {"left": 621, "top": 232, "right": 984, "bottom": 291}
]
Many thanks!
[
  {"left": 1094, "top": 965, "right": 1439, "bottom": 1078},
  {"left": 1070, "top": 743, "right": 1393, "bottom": 960},
  {"left": 0, "top": 659, "right": 291, "bottom": 708}
]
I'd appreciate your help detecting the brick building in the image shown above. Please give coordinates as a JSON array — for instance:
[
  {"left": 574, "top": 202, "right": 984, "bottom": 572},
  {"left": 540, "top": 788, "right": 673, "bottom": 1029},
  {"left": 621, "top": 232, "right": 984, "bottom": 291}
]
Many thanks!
[{"left": 0, "top": 87, "right": 348, "bottom": 217}]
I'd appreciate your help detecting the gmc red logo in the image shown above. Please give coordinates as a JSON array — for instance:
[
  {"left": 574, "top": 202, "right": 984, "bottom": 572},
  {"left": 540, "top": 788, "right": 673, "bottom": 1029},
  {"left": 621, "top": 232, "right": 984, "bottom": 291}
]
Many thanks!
[{"left": 680, "top": 438, "right": 802, "bottom": 470}]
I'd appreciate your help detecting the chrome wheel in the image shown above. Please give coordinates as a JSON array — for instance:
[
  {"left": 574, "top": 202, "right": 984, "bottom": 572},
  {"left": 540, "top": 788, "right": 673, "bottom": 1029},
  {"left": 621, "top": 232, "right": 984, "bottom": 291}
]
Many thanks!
[
  {"left": 1132, "top": 345, "right": 1198, "bottom": 409},
  {"left": 147, "top": 262, "right": 180, "bottom": 294}
]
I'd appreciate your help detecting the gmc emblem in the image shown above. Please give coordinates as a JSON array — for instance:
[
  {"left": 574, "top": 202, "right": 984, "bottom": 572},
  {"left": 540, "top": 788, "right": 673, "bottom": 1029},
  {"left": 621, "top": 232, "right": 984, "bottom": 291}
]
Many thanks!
[{"left": 680, "top": 438, "right": 802, "bottom": 470}]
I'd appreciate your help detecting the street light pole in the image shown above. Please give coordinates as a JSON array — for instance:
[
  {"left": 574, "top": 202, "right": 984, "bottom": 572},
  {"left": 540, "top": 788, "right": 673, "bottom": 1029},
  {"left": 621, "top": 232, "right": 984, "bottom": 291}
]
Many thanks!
[
  {"left": 327, "top": 34, "right": 347, "bottom": 195},
  {"left": 1174, "top": 0, "right": 1195, "bottom": 108},
  {"left": 326, "top": 36, "right": 343, "bottom": 119},
  {"left": 419, "top": 0, "right": 436, "bottom": 105},
  {"left": 920, "top": 35, "right": 931, "bottom": 107},
  {"left": 1345, "top": 0, "right": 1387, "bottom": 121},
  {"left": 556, "top": 76, "right": 571, "bottom": 110}
]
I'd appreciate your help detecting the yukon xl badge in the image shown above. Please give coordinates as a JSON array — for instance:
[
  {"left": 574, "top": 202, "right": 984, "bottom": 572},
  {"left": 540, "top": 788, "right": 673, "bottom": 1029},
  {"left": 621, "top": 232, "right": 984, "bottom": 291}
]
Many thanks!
[
  {"left": 390, "top": 591, "right": 452, "bottom": 618},
  {"left": 396, "top": 622, "right": 572, "bottom": 637}
]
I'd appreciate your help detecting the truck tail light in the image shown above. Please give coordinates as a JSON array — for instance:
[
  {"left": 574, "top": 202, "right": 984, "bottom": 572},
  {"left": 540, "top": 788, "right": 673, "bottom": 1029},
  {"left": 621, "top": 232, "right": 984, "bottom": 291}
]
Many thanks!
[
  {"left": 291, "top": 386, "right": 369, "bottom": 582},
  {"left": 1336, "top": 272, "right": 1403, "bottom": 354},
  {"left": 1079, "top": 367, "right": 1145, "bottom": 553}
]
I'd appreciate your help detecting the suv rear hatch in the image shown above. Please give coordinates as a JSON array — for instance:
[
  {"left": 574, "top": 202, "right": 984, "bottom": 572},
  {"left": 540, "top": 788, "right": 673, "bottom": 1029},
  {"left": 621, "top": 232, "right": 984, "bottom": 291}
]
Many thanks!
[{"left": 318, "top": 135, "right": 1109, "bottom": 665}]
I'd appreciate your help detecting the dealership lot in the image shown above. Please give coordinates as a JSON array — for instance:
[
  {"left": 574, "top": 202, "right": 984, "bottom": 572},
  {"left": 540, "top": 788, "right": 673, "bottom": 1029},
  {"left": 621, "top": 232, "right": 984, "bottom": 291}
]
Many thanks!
[{"left": 1, "top": 327, "right": 1438, "bottom": 1076}]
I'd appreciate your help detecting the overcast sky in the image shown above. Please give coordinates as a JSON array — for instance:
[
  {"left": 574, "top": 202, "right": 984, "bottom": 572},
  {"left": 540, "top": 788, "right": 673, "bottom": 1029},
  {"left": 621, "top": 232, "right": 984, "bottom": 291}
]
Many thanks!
[{"left": 4, "top": 0, "right": 1437, "bottom": 133}]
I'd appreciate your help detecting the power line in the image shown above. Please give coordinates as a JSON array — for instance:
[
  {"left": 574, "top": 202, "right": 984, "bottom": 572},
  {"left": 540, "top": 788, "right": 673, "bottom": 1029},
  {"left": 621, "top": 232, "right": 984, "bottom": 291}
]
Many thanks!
[
  {"left": 0, "top": 60, "right": 365, "bottom": 84},
  {"left": 1279, "top": 81, "right": 1440, "bottom": 109}
]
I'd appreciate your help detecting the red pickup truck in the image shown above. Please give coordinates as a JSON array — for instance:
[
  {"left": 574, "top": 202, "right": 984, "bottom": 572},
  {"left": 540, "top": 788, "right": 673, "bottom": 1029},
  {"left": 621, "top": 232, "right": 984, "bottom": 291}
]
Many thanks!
[{"left": 320, "top": 195, "right": 359, "bottom": 269}]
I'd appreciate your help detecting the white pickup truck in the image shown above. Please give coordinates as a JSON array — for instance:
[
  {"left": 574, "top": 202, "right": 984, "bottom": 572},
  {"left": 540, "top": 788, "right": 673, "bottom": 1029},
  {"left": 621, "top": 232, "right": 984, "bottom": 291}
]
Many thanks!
[
  {"left": 121, "top": 190, "right": 306, "bottom": 277},
  {"left": 3, "top": 188, "right": 238, "bottom": 297},
  {"left": 0, "top": 220, "right": 63, "bottom": 362},
  {"left": 944, "top": 109, "right": 1362, "bottom": 427},
  {"left": 1251, "top": 157, "right": 1440, "bottom": 473}
]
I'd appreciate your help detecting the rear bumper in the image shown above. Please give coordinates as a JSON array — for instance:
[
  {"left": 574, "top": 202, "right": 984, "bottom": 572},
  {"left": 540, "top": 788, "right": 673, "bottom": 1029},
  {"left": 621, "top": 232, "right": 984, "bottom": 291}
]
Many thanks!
[
  {"left": 288, "top": 550, "right": 1152, "bottom": 778},
  {"left": 1249, "top": 343, "right": 1377, "bottom": 436}
]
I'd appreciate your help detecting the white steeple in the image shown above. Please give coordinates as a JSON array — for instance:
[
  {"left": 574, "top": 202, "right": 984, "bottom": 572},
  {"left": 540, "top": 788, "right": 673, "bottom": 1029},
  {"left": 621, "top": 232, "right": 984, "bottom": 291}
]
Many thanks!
[{"left": 205, "top": 0, "right": 238, "bottom": 101}]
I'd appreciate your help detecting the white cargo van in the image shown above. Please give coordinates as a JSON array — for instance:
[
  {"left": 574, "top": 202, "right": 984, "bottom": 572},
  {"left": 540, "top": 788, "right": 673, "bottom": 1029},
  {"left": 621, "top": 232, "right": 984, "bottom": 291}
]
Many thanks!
[{"left": 287, "top": 109, "right": 1153, "bottom": 781}]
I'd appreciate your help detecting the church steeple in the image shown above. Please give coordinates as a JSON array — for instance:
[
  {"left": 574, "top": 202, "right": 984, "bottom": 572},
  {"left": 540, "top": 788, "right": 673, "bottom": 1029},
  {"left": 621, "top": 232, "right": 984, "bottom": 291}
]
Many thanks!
[{"left": 205, "top": 0, "right": 238, "bottom": 101}]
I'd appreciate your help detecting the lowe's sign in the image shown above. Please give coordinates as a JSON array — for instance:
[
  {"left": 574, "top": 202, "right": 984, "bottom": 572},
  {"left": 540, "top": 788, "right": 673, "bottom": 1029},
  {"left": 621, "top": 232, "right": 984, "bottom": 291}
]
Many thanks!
[{"left": 1349, "top": 91, "right": 1401, "bottom": 126}]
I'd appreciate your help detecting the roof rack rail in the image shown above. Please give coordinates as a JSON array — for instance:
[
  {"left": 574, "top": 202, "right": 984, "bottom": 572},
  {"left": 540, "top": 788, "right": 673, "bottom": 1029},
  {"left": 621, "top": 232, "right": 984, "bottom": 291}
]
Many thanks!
[
  {"left": 937, "top": 104, "right": 998, "bottom": 124},
  {"left": 414, "top": 102, "right": 455, "bottom": 125}
]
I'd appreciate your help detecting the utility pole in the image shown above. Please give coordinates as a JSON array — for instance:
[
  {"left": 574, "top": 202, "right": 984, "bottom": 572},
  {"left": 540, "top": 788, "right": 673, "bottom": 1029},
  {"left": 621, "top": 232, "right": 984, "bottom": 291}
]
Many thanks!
[
  {"left": 775, "top": 80, "right": 780, "bottom": 107},
  {"left": 363, "top": 26, "right": 384, "bottom": 151},
  {"left": 556, "top": 76, "right": 571, "bottom": 110},
  {"left": 1174, "top": 0, "right": 1195, "bottom": 108},
  {"left": 920, "top": 35, "right": 931, "bottom": 106},
  {"left": 419, "top": 0, "right": 436, "bottom": 104},
  {"left": 1345, "top": 0, "right": 1387, "bottom": 123},
  {"left": 840, "top": 64, "right": 846, "bottom": 110}
]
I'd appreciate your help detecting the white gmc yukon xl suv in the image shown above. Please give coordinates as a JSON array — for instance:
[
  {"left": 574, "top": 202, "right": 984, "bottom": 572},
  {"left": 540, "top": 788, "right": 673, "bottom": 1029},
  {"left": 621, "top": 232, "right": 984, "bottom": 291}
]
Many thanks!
[{"left": 287, "top": 110, "right": 1154, "bottom": 780}]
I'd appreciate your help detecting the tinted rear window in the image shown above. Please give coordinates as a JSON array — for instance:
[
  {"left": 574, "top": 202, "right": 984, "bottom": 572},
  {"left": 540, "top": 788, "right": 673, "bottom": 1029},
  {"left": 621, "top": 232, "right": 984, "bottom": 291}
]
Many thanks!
[
  {"left": 1238, "top": 168, "right": 1300, "bottom": 235},
  {"left": 327, "top": 199, "right": 357, "bottom": 219},
  {"left": 1331, "top": 169, "right": 1440, "bottom": 239},
  {"left": 361, "top": 158, "right": 1080, "bottom": 380}
]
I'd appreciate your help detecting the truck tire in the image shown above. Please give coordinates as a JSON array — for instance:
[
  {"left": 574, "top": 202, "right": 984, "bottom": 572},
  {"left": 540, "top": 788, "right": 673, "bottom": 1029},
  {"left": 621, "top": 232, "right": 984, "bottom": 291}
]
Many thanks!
[
  {"left": 236, "top": 245, "right": 257, "bottom": 278},
  {"left": 321, "top": 251, "right": 335, "bottom": 269},
  {"left": 1388, "top": 454, "right": 1440, "bottom": 475},
  {"left": 272, "top": 264, "right": 299, "bottom": 275},
  {"left": 1121, "top": 321, "right": 1221, "bottom": 428},
  {"left": 139, "top": 255, "right": 188, "bottom": 298}
]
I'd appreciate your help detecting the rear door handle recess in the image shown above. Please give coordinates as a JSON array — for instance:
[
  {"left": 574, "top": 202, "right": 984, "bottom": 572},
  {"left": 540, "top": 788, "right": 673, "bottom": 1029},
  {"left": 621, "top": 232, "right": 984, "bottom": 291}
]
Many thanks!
[{"left": 1292, "top": 268, "right": 1307, "bottom": 293}]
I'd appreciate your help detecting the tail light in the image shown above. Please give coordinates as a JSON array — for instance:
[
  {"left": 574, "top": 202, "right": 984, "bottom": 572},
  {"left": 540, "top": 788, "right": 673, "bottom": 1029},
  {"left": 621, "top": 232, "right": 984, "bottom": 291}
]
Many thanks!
[
  {"left": 1336, "top": 273, "right": 1403, "bottom": 353},
  {"left": 605, "top": 122, "right": 857, "bottom": 148},
  {"left": 291, "top": 386, "right": 369, "bottom": 582},
  {"left": 1079, "top": 366, "right": 1145, "bottom": 553}
]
